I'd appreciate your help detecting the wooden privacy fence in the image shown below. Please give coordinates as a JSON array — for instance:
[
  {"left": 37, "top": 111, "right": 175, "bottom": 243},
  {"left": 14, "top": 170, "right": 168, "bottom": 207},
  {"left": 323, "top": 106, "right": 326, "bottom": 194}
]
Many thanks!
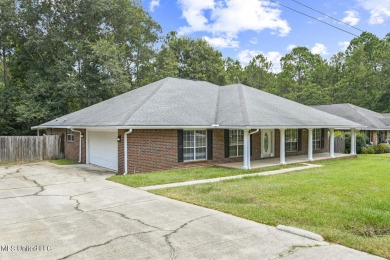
[
  {"left": 334, "top": 136, "right": 345, "bottom": 153},
  {"left": 0, "top": 135, "right": 64, "bottom": 163}
]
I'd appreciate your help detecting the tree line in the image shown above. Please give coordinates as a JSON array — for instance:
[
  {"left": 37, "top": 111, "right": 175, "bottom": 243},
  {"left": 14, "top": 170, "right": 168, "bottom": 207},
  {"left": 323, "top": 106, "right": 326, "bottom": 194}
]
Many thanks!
[{"left": 1, "top": 0, "right": 389, "bottom": 135}]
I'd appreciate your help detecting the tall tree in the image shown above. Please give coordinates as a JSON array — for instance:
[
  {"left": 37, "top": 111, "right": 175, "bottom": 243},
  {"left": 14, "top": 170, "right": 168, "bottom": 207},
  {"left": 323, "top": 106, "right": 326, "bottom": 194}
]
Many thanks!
[
  {"left": 156, "top": 32, "right": 226, "bottom": 85},
  {"left": 336, "top": 32, "right": 385, "bottom": 109},
  {"left": 278, "top": 47, "right": 331, "bottom": 104},
  {"left": 242, "top": 54, "right": 275, "bottom": 93},
  {"left": 4, "top": 0, "right": 161, "bottom": 134},
  {"left": 224, "top": 57, "right": 243, "bottom": 84}
]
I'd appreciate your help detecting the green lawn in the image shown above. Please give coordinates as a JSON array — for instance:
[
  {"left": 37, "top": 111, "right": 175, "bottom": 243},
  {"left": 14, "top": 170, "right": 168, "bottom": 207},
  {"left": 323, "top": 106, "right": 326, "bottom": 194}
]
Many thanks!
[
  {"left": 107, "top": 164, "right": 299, "bottom": 187},
  {"left": 151, "top": 154, "right": 390, "bottom": 259},
  {"left": 49, "top": 159, "right": 79, "bottom": 165}
]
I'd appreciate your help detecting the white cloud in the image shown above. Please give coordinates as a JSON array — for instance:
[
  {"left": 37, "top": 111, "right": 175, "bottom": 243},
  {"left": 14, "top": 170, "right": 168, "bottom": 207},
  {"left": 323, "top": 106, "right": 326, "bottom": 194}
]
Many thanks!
[
  {"left": 311, "top": 43, "right": 328, "bottom": 55},
  {"left": 338, "top": 41, "right": 350, "bottom": 51},
  {"left": 357, "top": 0, "right": 390, "bottom": 24},
  {"left": 149, "top": 0, "right": 160, "bottom": 12},
  {"left": 238, "top": 49, "right": 261, "bottom": 64},
  {"left": 203, "top": 36, "right": 239, "bottom": 48},
  {"left": 178, "top": 0, "right": 290, "bottom": 48},
  {"left": 286, "top": 44, "right": 296, "bottom": 51},
  {"left": 342, "top": 10, "right": 360, "bottom": 26},
  {"left": 238, "top": 49, "right": 282, "bottom": 72},
  {"left": 250, "top": 37, "right": 258, "bottom": 44}
]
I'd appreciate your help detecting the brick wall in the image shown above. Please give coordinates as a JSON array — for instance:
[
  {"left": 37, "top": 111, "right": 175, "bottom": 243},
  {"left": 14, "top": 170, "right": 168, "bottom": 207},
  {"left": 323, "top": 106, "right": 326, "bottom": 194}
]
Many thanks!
[
  {"left": 50, "top": 127, "right": 329, "bottom": 174},
  {"left": 50, "top": 128, "right": 86, "bottom": 163},
  {"left": 116, "top": 129, "right": 259, "bottom": 174}
]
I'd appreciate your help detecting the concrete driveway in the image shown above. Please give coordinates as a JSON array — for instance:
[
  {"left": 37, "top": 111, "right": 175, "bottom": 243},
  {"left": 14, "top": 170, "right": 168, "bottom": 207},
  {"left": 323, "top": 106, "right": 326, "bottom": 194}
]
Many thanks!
[{"left": 0, "top": 162, "right": 382, "bottom": 260}]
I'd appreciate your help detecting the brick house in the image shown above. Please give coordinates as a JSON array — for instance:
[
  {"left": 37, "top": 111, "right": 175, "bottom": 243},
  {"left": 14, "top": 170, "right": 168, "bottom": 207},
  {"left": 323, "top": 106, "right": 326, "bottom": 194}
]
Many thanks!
[
  {"left": 313, "top": 104, "right": 390, "bottom": 145},
  {"left": 33, "top": 77, "right": 361, "bottom": 174}
]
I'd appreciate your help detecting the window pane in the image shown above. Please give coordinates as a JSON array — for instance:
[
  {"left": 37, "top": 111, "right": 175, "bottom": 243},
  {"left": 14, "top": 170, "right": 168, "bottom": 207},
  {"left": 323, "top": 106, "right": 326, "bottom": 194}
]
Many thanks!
[
  {"left": 286, "top": 129, "right": 291, "bottom": 140},
  {"left": 183, "top": 148, "right": 194, "bottom": 161},
  {"left": 229, "top": 145, "right": 237, "bottom": 157},
  {"left": 183, "top": 131, "right": 194, "bottom": 148},
  {"left": 195, "top": 130, "right": 206, "bottom": 147},
  {"left": 229, "top": 130, "right": 236, "bottom": 145},
  {"left": 292, "top": 129, "right": 298, "bottom": 141},
  {"left": 183, "top": 130, "right": 208, "bottom": 161},
  {"left": 237, "top": 144, "right": 244, "bottom": 156},
  {"left": 196, "top": 147, "right": 207, "bottom": 160},
  {"left": 286, "top": 142, "right": 291, "bottom": 152},
  {"left": 237, "top": 130, "right": 244, "bottom": 145}
]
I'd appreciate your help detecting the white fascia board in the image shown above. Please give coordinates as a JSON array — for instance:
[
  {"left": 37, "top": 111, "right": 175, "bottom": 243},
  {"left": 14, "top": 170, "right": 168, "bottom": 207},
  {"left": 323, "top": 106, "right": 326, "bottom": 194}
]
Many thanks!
[{"left": 32, "top": 124, "right": 365, "bottom": 130}]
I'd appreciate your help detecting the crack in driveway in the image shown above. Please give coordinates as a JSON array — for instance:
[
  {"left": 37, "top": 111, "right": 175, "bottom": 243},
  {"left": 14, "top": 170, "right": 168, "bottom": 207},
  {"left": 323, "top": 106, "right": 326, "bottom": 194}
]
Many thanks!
[
  {"left": 0, "top": 168, "right": 21, "bottom": 179},
  {"left": 57, "top": 230, "right": 158, "bottom": 260},
  {"left": 163, "top": 214, "right": 213, "bottom": 260},
  {"left": 100, "top": 208, "right": 165, "bottom": 231},
  {"left": 21, "top": 175, "right": 44, "bottom": 195},
  {"left": 270, "top": 244, "right": 324, "bottom": 259}
]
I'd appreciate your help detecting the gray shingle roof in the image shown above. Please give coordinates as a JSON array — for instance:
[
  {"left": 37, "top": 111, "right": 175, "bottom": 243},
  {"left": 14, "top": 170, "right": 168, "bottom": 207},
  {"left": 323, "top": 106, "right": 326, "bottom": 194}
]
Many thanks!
[
  {"left": 313, "top": 104, "right": 390, "bottom": 130},
  {"left": 382, "top": 114, "right": 390, "bottom": 126},
  {"left": 36, "top": 77, "right": 361, "bottom": 129}
]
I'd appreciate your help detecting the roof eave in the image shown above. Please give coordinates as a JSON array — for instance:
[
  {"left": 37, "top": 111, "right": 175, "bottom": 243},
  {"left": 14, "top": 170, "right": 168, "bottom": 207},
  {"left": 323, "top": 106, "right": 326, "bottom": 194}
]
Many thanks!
[{"left": 32, "top": 124, "right": 364, "bottom": 130}]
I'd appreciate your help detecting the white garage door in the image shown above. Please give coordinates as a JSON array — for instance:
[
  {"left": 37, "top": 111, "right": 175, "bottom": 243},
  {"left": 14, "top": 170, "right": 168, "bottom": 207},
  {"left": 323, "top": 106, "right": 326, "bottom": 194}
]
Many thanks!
[{"left": 88, "top": 131, "right": 118, "bottom": 171}]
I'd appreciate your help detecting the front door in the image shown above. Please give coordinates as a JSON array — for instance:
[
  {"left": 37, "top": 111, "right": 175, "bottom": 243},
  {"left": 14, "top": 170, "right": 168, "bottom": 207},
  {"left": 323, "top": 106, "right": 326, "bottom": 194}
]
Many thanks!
[{"left": 261, "top": 129, "right": 275, "bottom": 158}]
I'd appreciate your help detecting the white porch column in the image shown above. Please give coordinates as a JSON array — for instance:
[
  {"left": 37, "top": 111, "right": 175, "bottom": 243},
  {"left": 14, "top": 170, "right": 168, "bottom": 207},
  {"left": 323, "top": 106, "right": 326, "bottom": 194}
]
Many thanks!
[
  {"left": 329, "top": 128, "right": 335, "bottom": 158},
  {"left": 308, "top": 128, "right": 313, "bottom": 161},
  {"left": 279, "top": 129, "right": 286, "bottom": 165},
  {"left": 350, "top": 128, "right": 356, "bottom": 155},
  {"left": 243, "top": 129, "right": 250, "bottom": 169}
]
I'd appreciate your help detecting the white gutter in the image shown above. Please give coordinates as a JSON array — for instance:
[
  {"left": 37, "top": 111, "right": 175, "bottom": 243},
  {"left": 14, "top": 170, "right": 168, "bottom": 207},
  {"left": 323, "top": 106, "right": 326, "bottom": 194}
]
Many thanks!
[
  {"left": 70, "top": 128, "right": 83, "bottom": 163},
  {"left": 33, "top": 124, "right": 364, "bottom": 130},
  {"left": 123, "top": 129, "right": 133, "bottom": 175},
  {"left": 249, "top": 129, "right": 259, "bottom": 135}
]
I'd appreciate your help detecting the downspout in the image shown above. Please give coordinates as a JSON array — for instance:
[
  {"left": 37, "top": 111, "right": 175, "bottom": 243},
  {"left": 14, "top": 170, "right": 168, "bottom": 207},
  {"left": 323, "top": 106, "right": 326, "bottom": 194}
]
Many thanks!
[
  {"left": 71, "top": 128, "right": 83, "bottom": 163},
  {"left": 249, "top": 129, "right": 259, "bottom": 135},
  {"left": 123, "top": 129, "right": 133, "bottom": 175}
]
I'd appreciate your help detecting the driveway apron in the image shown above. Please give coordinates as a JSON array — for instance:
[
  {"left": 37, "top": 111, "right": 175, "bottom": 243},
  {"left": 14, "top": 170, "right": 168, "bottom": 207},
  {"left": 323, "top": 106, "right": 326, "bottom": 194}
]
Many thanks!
[{"left": 0, "top": 162, "right": 383, "bottom": 260}]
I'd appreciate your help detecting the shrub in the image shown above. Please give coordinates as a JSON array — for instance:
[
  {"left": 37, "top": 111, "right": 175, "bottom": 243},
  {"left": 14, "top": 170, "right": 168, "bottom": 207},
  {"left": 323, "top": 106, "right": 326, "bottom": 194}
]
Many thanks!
[
  {"left": 334, "top": 130, "right": 344, "bottom": 138},
  {"left": 345, "top": 132, "right": 369, "bottom": 154},
  {"left": 373, "top": 144, "right": 385, "bottom": 154},
  {"left": 375, "top": 143, "right": 390, "bottom": 154},
  {"left": 363, "top": 144, "right": 390, "bottom": 154},
  {"left": 383, "top": 144, "right": 390, "bottom": 153},
  {"left": 361, "top": 146, "right": 375, "bottom": 154}
]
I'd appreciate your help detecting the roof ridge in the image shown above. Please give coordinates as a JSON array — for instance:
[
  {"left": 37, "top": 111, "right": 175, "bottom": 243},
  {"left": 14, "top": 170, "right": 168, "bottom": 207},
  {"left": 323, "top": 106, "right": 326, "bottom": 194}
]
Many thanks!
[
  {"left": 349, "top": 104, "right": 383, "bottom": 128},
  {"left": 120, "top": 78, "right": 169, "bottom": 125},
  {"left": 214, "top": 86, "right": 221, "bottom": 125},
  {"left": 238, "top": 84, "right": 249, "bottom": 125}
]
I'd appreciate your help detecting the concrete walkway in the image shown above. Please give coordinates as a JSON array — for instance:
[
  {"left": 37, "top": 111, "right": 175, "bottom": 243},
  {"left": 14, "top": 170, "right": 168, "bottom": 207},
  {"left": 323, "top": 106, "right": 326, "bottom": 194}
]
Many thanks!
[
  {"left": 0, "top": 162, "right": 383, "bottom": 260},
  {"left": 140, "top": 163, "right": 322, "bottom": 191}
]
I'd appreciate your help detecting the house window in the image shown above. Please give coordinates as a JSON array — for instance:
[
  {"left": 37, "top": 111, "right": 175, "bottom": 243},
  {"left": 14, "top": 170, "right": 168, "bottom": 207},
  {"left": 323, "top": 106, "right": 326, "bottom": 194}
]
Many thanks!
[
  {"left": 313, "top": 129, "right": 322, "bottom": 150},
  {"left": 285, "top": 129, "right": 298, "bottom": 152},
  {"left": 183, "top": 130, "right": 207, "bottom": 161},
  {"left": 66, "top": 129, "right": 74, "bottom": 142},
  {"left": 229, "top": 130, "right": 244, "bottom": 157}
]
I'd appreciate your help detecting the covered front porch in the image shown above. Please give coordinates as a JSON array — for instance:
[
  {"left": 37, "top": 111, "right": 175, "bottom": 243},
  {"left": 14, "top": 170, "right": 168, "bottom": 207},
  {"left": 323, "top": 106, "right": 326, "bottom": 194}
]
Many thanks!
[
  {"left": 225, "top": 128, "right": 358, "bottom": 170},
  {"left": 218, "top": 152, "right": 354, "bottom": 169}
]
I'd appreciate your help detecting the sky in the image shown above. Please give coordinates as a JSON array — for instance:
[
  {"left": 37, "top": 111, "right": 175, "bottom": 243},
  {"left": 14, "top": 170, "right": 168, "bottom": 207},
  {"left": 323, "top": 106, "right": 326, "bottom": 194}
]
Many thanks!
[{"left": 143, "top": 0, "right": 390, "bottom": 72}]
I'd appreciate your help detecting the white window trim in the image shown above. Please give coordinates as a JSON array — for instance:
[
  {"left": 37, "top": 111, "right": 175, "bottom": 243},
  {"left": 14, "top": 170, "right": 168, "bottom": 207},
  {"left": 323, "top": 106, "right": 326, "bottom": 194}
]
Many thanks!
[
  {"left": 285, "top": 129, "right": 298, "bottom": 152},
  {"left": 313, "top": 129, "right": 322, "bottom": 150},
  {"left": 66, "top": 129, "right": 75, "bottom": 142},
  {"left": 229, "top": 129, "right": 244, "bottom": 157},
  {"left": 183, "top": 129, "right": 207, "bottom": 162}
]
